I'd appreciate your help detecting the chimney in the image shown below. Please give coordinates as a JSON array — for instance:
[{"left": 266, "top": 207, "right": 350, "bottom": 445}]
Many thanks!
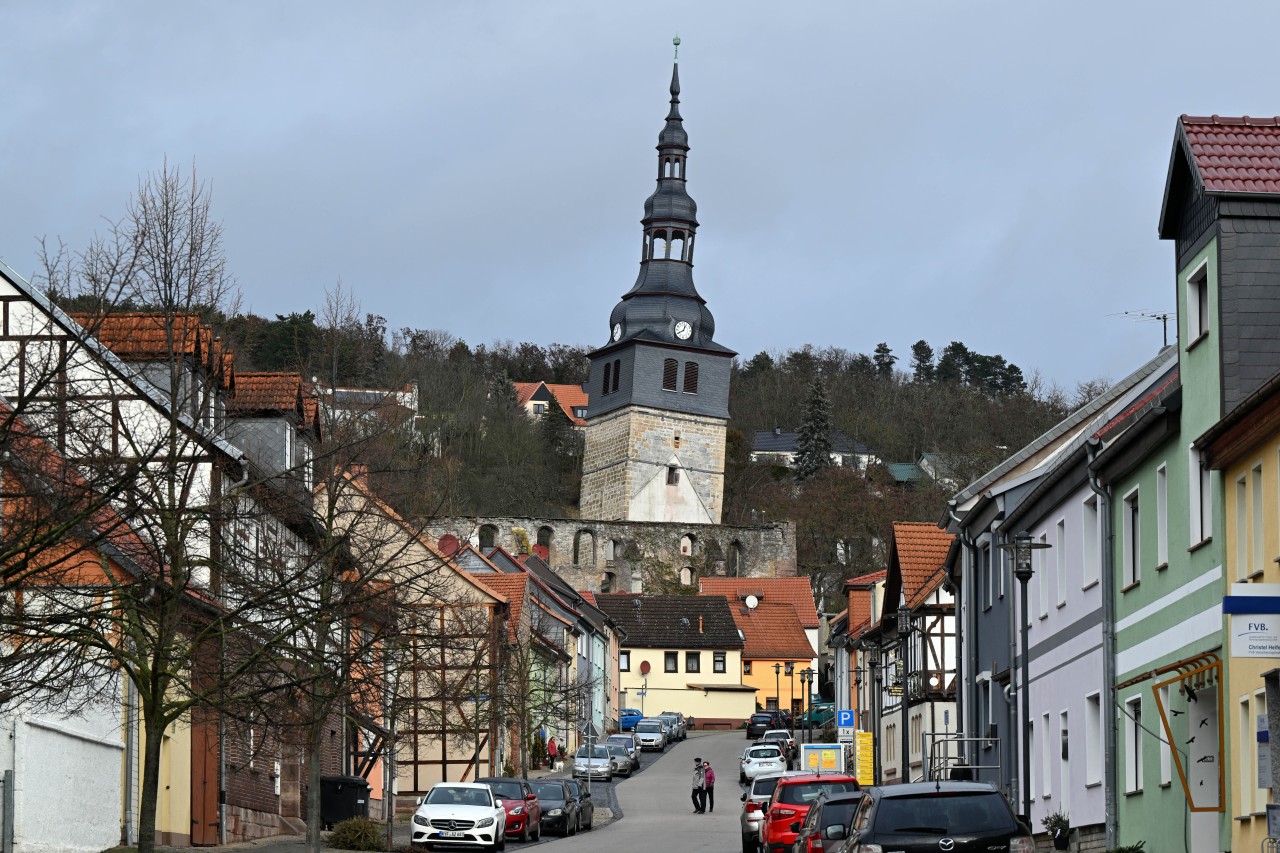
[{"left": 774, "top": 426, "right": 782, "bottom": 436}]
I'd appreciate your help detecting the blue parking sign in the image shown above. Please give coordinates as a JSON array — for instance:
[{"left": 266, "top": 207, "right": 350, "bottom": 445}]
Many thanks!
[{"left": 836, "top": 709, "right": 855, "bottom": 728}]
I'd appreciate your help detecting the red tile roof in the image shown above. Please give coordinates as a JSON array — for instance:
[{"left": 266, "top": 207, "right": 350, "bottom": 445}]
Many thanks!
[
  {"left": 478, "top": 573, "right": 529, "bottom": 643},
  {"left": 229, "top": 372, "right": 321, "bottom": 435},
  {"left": 1181, "top": 115, "right": 1280, "bottom": 194},
  {"left": 727, "top": 601, "right": 814, "bottom": 660},
  {"left": 698, "top": 577, "right": 819, "bottom": 629},
  {"left": 891, "top": 522, "right": 954, "bottom": 610},
  {"left": 512, "top": 381, "right": 591, "bottom": 426},
  {"left": 75, "top": 312, "right": 236, "bottom": 392},
  {"left": 844, "top": 571, "right": 885, "bottom": 640}
]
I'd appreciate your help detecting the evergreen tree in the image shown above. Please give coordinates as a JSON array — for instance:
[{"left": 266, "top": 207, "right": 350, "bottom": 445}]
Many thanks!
[
  {"left": 935, "top": 341, "right": 971, "bottom": 384},
  {"left": 910, "top": 340, "right": 935, "bottom": 382},
  {"left": 872, "top": 342, "right": 897, "bottom": 379},
  {"left": 794, "top": 375, "right": 834, "bottom": 482}
]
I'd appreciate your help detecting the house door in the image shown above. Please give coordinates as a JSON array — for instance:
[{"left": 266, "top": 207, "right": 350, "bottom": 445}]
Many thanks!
[{"left": 190, "top": 712, "right": 220, "bottom": 845}]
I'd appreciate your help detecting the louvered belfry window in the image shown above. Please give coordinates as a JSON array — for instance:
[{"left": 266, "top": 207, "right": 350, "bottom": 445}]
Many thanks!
[
  {"left": 662, "top": 358, "right": 678, "bottom": 391},
  {"left": 602, "top": 362, "right": 613, "bottom": 395},
  {"left": 683, "top": 361, "right": 699, "bottom": 394},
  {"left": 612, "top": 358, "right": 621, "bottom": 393}
]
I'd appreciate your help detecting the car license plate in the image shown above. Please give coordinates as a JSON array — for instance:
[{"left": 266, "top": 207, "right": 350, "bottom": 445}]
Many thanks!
[{"left": 441, "top": 831, "right": 464, "bottom": 838}]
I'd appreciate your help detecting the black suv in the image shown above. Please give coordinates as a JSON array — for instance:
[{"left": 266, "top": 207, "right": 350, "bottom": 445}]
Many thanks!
[
  {"left": 830, "top": 781, "right": 1034, "bottom": 853},
  {"left": 745, "top": 709, "right": 790, "bottom": 739}
]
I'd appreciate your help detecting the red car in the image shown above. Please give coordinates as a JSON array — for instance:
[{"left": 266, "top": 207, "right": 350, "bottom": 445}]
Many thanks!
[
  {"left": 759, "top": 773, "right": 860, "bottom": 853},
  {"left": 478, "top": 777, "right": 543, "bottom": 842}
]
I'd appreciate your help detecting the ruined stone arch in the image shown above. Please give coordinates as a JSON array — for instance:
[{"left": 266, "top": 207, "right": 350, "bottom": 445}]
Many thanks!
[
  {"left": 477, "top": 524, "right": 498, "bottom": 551},
  {"left": 574, "top": 529, "right": 597, "bottom": 566}
]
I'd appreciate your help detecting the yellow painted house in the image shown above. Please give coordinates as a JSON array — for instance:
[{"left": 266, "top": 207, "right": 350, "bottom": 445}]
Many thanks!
[
  {"left": 1199, "top": 369, "right": 1280, "bottom": 851},
  {"left": 595, "top": 594, "right": 755, "bottom": 728}
]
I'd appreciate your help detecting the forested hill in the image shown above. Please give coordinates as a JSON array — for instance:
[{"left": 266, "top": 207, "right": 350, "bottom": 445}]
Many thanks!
[{"left": 216, "top": 310, "right": 1086, "bottom": 503}]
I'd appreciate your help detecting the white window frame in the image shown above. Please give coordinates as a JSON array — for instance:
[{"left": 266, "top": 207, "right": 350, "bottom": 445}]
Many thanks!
[
  {"left": 1038, "top": 532, "right": 1050, "bottom": 619},
  {"left": 1156, "top": 464, "right": 1168, "bottom": 567},
  {"left": 1239, "top": 695, "right": 1252, "bottom": 817},
  {"left": 1158, "top": 685, "right": 1172, "bottom": 786},
  {"left": 1122, "top": 486, "right": 1141, "bottom": 588},
  {"left": 1252, "top": 464, "right": 1265, "bottom": 577},
  {"left": 1085, "top": 692, "right": 1102, "bottom": 786},
  {"left": 1055, "top": 520, "right": 1066, "bottom": 608},
  {"left": 1041, "top": 711, "right": 1052, "bottom": 799},
  {"left": 1187, "top": 258, "right": 1210, "bottom": 343},
  {"left": 1058, "top": 711, "right": 1070, "bottom": 816},
  {"left": 1082, "top": 494, "right": 1101, "bottom": 589},
  {"left": 1190, "top": 445, "right": 1213, "bottom": 545},
  {"left": 1237, "top": 474, "right": 1250, "bottom": 581},
  {"left": 1125, "top": 695, "right": 1144, "bottom": 793}
]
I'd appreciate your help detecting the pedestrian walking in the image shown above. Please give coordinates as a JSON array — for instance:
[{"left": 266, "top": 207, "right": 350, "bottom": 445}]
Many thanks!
[
  {"left": 702, "top": 760, "right": 716, "bottom": 812},
  {"left": 547, "top": 736, "right": 558, "bottom": 770},
  {"left": 691, "top": 756, "right": 706, "bottom": 813}
]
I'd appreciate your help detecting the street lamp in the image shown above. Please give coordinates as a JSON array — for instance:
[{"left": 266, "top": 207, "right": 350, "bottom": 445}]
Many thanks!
[
  {"left": 799, "top": 668, "right": 814, "bottom": 743},
  {"left": 787, "top": 661, "right": 796, "bottom": 723},
  {"left": 1001, "top": 531, "right": 1051, "bottom": 821},
  {"left": 774, "top": 662, "right": 783, "bottom": 712},
  {"left": 896, "top": 593, "right": 913, "bottom": 784},
  {"left": 865, "top": 642, "right": 882, "bottom": 784}
]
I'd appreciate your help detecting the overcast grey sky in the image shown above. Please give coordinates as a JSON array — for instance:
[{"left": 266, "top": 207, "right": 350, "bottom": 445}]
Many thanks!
[{"left": 5, "top": 1, "right": 1279, "bottom": 388}]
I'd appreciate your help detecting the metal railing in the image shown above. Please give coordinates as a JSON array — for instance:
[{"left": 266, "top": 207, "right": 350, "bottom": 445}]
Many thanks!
[{"left": 920, "top": 732, "right": 1002, "bottom": 782}]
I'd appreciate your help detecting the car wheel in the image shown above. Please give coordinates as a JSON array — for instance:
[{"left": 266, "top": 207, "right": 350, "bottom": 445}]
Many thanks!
[
  {"left": 520, "top": 821, "right": 532, "bottom": 843},
  {"left": 742, "top": 834, "right": 756, "bottom": 853},
  {"left": 497, "top": 833, "right": 506, "bottom": 852},
  {"left": 605, "top": 773, "right": 613, "bottom": 782},
  {"left": 534, "top": 820, "right": 541, "bottom": 842},
  {"left": 584, "top": 813, "right": 593, "bottom": 831},
  {"left": 740, "top": 772, "right": 747, "bottom": 783}
]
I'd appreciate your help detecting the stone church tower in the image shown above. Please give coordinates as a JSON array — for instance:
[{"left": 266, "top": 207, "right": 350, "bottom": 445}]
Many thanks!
[{"left": 580, "top": 58, "right": 734, "bottom": 525}]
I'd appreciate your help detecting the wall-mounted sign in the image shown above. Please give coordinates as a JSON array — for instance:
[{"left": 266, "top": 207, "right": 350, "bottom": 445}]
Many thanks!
[{"left": 1224, "top": 584, "right": 1280, "bottom": 658}]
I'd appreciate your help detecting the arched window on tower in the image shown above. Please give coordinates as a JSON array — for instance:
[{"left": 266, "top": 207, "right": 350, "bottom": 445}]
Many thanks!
[
  {"left": 683, "top": 361, "right": 699, "bottom": 394},
  {"left": 680, "top": 567, "right": 695, "bottom": 586},
  {"left": 478, "top": 524, "right": 498, "bottom": 551},
  {"left": 671, "top": 232, "right": 686, "bottom": 261},
  {"left": 536, "top": 525, "right": 555, "bottom": 563},
  {"left": 652, "top": 229, "right": 668, "bottom": 259},
  {"left": 680, "top": 534, "right": 696, "bottom": 557},
  {"left": 602, "top": 361, "right": 612, "bottom": 396},
  {"left": 662, "top": 358, "right": 678, "bottom": 391},
  {"left": 612, "top": 359, "right": 621, "bottom": 393}
]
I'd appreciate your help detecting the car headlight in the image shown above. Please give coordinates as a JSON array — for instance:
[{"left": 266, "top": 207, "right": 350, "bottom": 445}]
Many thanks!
[
  {"left": 413, "top": 815, "right": 429, "bottom": 826},
  {"left": 546, "top": 809, "right": 562, "bottom": 817},
  {"left": 511, "top": 806, "right": 523, "bottom": 815},
  {"left": 477, "top": 817, "right": 495, "bottom": 828}
]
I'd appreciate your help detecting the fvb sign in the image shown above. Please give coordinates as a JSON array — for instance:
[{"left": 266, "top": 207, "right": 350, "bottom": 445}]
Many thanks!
[{"left": 1225, "top": 584, "right": 1280, "bottom": 658}]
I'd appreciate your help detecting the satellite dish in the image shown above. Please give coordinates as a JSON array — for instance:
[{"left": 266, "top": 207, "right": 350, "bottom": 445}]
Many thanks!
[
  {"left": 438, "top": 534, "right": 460, "bottom": 556},
  {"left": 640, "top": 660, "right": 651, "bottom": 675},
  {"left": 745, "top": 594, "right": 759, "bottom": 610}
]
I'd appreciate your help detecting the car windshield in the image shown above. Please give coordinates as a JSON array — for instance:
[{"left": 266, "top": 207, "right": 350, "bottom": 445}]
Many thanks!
[
  {"left": 777, "top": 781, "right": 859, "bottom": 805},
  {"left": 606, "top": 735, "right": 633, "bottom": 745},
  {"left": 764, "top": 731, "right": 791, "bottom": 739},
  {"left": 531, "top": 782, "right": 564, "bottom": 800},
  {"left": 576, "top": 746, "right": 609, "bottom": 759},
  {"left": 752, "top": 777, "right": 784, "bottom": 798},
  {"left": 426, "top": 787, "right": 492, "bottom": 807},
  {"left": 486, "top": 781, "right": 524, "bottom": 800},
  {"left": 749, "top": 747, "right": 782, "bottom": 759},
  {"left": 750, "top": 715, "right": 773, "bottom": 724},
  {"left": 874, "top": 793, "right": 1017, "bottom": 836},
  {"left": 605, "top": 745, "right": 627, "bottom": 756},
  {"left": 636, "top": 721, "right": 662, "bottom": 732}
]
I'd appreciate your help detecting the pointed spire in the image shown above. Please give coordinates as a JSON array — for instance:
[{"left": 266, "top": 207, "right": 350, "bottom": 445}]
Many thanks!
[{"left": 666, "top": 64, "right": 682, "bottom": 122}]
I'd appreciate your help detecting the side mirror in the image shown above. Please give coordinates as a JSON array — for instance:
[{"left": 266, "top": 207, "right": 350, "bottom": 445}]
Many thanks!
[
  {"left": 526, "top": 793, "right": 537, "bottom": 801},
  {"left": 824, "top": 825, "right": 846, "bottom": 840},
  {"left": 495, "top": 799, "right": 503, "bottom": 807},
  {"left": 741, "top": 793, "right": 748, "bottom": 802},
  {"left": 582, "top": 791, "right": 592, "bottom": 799}
]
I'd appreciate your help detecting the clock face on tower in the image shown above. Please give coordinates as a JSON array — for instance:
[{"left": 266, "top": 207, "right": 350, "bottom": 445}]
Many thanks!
[
  {"left": 674, "top": 321, "right": 692, "bottom": 340},
  {"left": 612, "top": 323, "right": 623, "bottom": 342}
]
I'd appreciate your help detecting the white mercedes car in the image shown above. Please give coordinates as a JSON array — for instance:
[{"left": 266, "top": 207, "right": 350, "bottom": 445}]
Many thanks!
[{"left": 412, "top": 782, "right": 508, "bottom": 851}]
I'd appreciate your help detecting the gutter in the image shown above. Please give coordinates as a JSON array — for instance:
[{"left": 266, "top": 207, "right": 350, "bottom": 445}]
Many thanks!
[
  {"left": 1086, "top": 438, "right": 1119, "bottom": 850},
  {"left": 946, "top": 501, "right": 976, "bottom": 768}
]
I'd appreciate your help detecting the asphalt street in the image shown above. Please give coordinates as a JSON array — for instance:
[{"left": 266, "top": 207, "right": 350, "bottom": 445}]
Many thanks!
[{"left": 167, "top": 731, "right": 747, "bottom": 853}]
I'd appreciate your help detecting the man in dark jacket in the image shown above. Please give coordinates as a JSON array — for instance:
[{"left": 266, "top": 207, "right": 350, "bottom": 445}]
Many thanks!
[{"left": 691, "top": 757, "right": 706, "bottom": 813}]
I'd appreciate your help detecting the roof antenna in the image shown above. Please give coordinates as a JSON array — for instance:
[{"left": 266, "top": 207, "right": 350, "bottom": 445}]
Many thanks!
[
  {"left": 673, "top": 34, "right": 681, "bottom": 63},
  {"left": 1116, "top": 310, "right": 1172, "bottom": 347}
]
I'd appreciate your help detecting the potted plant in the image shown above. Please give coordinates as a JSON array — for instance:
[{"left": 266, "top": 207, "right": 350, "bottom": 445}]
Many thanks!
[{"left": 1042, "top": 811, "right": 1070, "bottom": 850}]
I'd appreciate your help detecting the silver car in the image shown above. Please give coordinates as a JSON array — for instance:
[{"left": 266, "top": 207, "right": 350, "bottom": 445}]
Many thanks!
[
  {"left": 572, "top": 745, "right": 613, "bottom": 782},
  {"left": 605, "top": 733, "right": 641, "bottom": 769},
  {"left": 633, "top": 718, "right": 667, "bottom": 751},
  {"left": 656, "top": 712, "right": 687, "bottom": 740}
]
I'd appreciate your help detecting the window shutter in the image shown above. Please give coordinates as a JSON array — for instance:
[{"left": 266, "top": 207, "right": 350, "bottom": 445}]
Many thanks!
[
  {"left": 683, "top": 361, "right": 699, "bottom": 394},
  {"left": 662, "top": 358, "right": 678, "bottom": 391}
]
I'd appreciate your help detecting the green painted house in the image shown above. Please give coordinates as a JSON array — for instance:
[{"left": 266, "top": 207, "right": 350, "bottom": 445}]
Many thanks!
[{"left": 1088, "top": 115, "right": 1280, "bottom": 851}]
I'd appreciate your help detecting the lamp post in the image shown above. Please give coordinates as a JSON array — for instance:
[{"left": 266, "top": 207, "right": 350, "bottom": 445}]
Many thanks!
[
  {"left": 788, "top": 662, "right": 796, "bottom": 723},
  {"left": 865, "top": 642, "right": 881, "bottom": 784},
  {"left": 774, "top": 662, "right": 783, "bottom": 712},
  {"left": 1001, "top": 531, "right": 1052, "bottom": 821},
  {"left": 896, "top": 593, "right": 914, "bottom": 784},
  {"left": 799, "top": 668, "right": 814, "bottom": 743}
]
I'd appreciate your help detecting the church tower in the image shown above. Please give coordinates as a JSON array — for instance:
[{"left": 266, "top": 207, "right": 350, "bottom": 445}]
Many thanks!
[{"left": 580, "top": 50, "right": 734, "bottom": 525}]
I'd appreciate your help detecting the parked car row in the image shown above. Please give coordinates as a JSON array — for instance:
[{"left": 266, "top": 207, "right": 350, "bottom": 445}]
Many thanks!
[
  {"left": 738, "top": 771, "right": 1037, "bottom": 853},
  {"left": 411, "top": 777, "right": 597, "bottom": 850}
]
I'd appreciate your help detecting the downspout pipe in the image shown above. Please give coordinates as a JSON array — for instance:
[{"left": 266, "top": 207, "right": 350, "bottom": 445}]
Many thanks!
[
  {"left": 1087, "top": 438, "right": 1119, "bottom": 850},
  {"left": 946, "top": 501, "right": 976, "bottom": 769}
]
